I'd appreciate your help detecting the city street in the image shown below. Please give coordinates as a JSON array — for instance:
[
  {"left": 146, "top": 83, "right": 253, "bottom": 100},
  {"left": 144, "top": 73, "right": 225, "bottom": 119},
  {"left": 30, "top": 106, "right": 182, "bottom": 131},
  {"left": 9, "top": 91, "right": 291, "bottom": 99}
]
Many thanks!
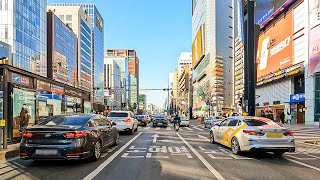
[{"left": 1, "top": 121, "right": 320, "bottom": 180}]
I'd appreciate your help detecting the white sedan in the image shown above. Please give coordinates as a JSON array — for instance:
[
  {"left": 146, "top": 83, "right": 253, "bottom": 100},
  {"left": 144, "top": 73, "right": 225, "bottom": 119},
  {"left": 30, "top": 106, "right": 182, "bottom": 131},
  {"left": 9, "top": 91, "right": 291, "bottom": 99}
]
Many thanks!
[
  {"left": 107, "top": 111, "right": 138, "bottom": 135},
  {"left": 179, "top": 115, "right": 190, "bottom": 127}
]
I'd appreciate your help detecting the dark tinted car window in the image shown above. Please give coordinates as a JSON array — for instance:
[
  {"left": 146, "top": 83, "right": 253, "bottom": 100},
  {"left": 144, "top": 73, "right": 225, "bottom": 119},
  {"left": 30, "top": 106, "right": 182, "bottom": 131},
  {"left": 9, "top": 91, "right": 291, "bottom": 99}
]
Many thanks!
[
  {"left": 243, "top": 119, "right": 268, "bottom": 126},
  {"left": 108, "top": 112, "right": 129, "bottom": 117},
  {"left": 228, "top": 119, "right": 239, "bottom": 126},
  {"left": 40, "top": 115, "right": 90, "bottom": 126},
  {"left": 155, "top": 116, "right": 165, "bottom": 119}
]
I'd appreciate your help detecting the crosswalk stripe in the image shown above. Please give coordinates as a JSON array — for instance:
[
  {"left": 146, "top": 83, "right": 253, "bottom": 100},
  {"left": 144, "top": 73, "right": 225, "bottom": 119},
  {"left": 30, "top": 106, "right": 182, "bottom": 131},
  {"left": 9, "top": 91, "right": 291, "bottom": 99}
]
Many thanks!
[
  {"left": 184, "top": 127, "right": 193, "bottom": 131},
  {"left": 155, "top": 127, "right": 160, "bottom": 131},
  {"left": 166, "top": 126, "right": 171, "bottom": 130},
  {"left": 193, "top": 127, "right": 205, "bottom": 131},
  {"left": 144, "top": 127, "right": 151, "bottom": 130}
]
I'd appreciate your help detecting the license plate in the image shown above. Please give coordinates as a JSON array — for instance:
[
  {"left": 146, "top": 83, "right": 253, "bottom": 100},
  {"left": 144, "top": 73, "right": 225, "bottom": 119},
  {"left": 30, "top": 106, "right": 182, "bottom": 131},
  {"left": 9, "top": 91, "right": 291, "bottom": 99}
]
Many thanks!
[
  {"left": 267, "top": 133, "right": 283, "bottom": 138},
  {"left": 158, "top": 123, "right": 162, "bottom": 125},
  {"left": 35, "top": 149, "right": 58, "bottom": 155}
]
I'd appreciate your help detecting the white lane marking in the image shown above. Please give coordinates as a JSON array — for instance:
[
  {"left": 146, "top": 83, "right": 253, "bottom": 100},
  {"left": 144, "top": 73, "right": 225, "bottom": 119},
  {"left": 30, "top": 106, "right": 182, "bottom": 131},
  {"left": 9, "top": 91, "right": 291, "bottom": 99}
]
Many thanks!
[
  {"left": 152, "top": 134, "right": 159, "bottom": 143},
  {"left": 184, "top": 127, "right": 193, "bottom": 131},
  {"left": 146, "top": 153, "right": 169, "bottom": 159},
  {"left": 121, "top": 153, "right": 144, "bottom": 158},
  {"left": 198, "top": 134, "right": 210, "bottom": 141},
  {"left": 286, "top": 155, "right": 317, "bottom": 160},
  {"left": 155, "top": 127, "right": 161, "bottom": 131},
  {"left": 129, "top": 146, "right": 147, "bottom": 150},
  {"left": 166, "top": 126, "right": 171, "bottom": 130},
  {"left": 285, "top": 157, "right": 320, "bottom": 172},
  {"left": 176, "top": 133, "right": 225, "bottom": 180},
  {"left": 193, "top": 127, "right": 205, "bottom": 131},
  {"left": 199, "top": 146, "right": 206, "bottom": 151},
  {"left": 83, "top": 132, "right": 142, "bottom": 180},
  {"left": 208, "top": 154, "right": 233, "bottom": 160},
  {"left": 144, "top": 127, "right": 151, "bottom": 130}
]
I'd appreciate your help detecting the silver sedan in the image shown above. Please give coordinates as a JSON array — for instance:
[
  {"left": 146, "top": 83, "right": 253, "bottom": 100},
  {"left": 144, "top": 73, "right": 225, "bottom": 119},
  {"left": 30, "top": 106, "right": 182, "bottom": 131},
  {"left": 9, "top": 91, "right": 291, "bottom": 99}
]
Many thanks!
[
  {"left": 209, "top": 116, "right": 295, "bottom": 155},
  {"left": 204, "top": 116, "right": 223, "bottom": 128}
]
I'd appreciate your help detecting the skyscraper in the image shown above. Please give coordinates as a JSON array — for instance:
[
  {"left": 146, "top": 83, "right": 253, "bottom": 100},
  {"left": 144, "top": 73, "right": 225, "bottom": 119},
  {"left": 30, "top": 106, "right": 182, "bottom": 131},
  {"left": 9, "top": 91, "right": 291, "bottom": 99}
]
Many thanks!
[
  {"left": 0, "top": 0, "right": 47, "bottom": 76},
  {"left": 47, "top": 5, "right": 93, "bottom": 93}
]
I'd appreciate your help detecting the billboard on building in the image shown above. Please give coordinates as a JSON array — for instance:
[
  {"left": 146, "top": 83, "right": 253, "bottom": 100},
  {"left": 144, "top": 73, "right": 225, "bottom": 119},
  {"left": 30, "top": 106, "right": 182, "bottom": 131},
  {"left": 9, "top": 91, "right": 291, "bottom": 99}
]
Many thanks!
[
  {"left": 309, "top": 0, "right": 320, "bottom": 29},
  {"left": 309, "top": 26, "right": 320, "bottom": 75},
  {"left": 256, "top": 11, "right": 293, "bottom": 78},
  {"left": 255, "top": 0, "right": 295, "bottom": 25},
  {"left": 192, "top": 26, "right": 204, "bottom": 69}
]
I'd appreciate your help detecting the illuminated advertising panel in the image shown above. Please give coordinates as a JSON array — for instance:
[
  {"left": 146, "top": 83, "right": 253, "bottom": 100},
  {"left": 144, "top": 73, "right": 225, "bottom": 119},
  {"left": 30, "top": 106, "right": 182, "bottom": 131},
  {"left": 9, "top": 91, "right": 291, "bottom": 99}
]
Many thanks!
[
  {"left": 255, "top": 0, "right": 295, "bottom": 25},
  {"left": 256, "top": 11, "right": 293, "bottom": 78},
  {"left": 309, "top": 25, "right": 320, "bottom": 75},
  {"left": 309, "top": 0, "right": 320, "bottom": 29},
  {"left": 192, "top": 26, "right": 204, "bottom": 69}
]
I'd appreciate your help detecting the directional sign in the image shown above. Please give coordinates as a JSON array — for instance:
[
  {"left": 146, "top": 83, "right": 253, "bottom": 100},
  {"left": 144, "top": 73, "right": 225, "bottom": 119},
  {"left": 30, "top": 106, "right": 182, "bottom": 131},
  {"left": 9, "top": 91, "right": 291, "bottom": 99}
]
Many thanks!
[{"left": 151, "top": 134, "right": 159, "bottom": 143}]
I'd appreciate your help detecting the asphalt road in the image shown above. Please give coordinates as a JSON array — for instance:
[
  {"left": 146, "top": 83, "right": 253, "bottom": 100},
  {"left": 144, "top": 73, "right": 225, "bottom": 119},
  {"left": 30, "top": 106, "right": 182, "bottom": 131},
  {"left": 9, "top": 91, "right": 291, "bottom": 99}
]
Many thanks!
[{"left": 1, "top": 120, "right": 320, "bottom": 180}]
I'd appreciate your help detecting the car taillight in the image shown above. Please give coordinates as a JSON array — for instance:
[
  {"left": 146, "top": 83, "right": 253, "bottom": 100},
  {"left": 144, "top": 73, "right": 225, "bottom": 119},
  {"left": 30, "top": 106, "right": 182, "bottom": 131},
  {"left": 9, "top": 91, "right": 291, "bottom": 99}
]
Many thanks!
[
  {"left": 283, "top": 131, "right": 294, "bottom": 136},
  {"left": 123, "top": 118, "right": 131, "bottom": 122},
  {"left": 243, "top": 130, "right": 265, "bottom": 136},
  {"left": 63, "top": 131, "right": 88, "bottom": 138},
  {"left": 214, "top": 120, "right": 219, "bottom": 122},
  {"left": 22, "top": 132, "right": 33, "bottom": 138}
]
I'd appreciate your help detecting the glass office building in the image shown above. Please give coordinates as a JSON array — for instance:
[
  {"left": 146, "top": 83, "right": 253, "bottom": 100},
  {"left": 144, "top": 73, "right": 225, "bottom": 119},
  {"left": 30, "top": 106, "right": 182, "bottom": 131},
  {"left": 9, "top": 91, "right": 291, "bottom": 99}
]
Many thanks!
[{"left": 0, "top": 0, "right": 47, "bottom": 76}]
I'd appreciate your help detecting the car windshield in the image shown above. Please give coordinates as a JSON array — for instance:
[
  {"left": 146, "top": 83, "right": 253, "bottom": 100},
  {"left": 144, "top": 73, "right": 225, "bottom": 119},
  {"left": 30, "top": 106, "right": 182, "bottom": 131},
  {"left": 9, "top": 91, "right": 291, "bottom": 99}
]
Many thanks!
[
  {"left": 243, "top": 118, "right": 281, "bottom": 127},
  {"left": 39, "top": 115, "right": 91, "bottom": 126},
  {"left": 108, "top": 112, "right": 128, "bottom": 117}
]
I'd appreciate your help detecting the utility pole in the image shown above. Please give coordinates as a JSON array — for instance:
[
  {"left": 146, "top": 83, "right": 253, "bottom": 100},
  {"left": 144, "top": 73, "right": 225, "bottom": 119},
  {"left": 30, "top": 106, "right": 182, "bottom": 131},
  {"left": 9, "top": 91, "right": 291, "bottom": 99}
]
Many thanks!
[{"left": 243, "top": 0, "right": 260, "bottom": 116}]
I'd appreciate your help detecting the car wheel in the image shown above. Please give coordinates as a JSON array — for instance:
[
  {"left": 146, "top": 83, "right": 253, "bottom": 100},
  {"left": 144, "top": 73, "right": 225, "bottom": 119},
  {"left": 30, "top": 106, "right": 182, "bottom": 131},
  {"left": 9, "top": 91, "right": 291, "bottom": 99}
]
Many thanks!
[
  {"left": 274, "top": 151, "right": 285, "bottom": 156},
  {"left": 204, "top": 124, "right": 207, "bottom": 128},
  {"left": 112, "top": 132, "right": 120, "bottom": 146},
  {"left": 90, "top": 140, "right": 102, "bottom": 161},
  {"left": 231, "top": 137, "right": 241, "bottom": 155},
  {"left": 128, "top": 126, "right": 134, "bottom": 135},
  {"left": 209, "top": 131, "right": 216, "bottom": 144},
  {"left": 135, "top": 125, "right": 138, "bottom": 132}
]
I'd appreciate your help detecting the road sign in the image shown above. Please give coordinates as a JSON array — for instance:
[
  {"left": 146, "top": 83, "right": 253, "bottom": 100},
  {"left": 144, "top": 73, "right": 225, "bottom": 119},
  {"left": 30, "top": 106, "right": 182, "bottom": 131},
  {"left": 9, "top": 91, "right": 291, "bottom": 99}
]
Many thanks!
[{"left": 0, "top": 119, "right": 5, "bottom": 126}]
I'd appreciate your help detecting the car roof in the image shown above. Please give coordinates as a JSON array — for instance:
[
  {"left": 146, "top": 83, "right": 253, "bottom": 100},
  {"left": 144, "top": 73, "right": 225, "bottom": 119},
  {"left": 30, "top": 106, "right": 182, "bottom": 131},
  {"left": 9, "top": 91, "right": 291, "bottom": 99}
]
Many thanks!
[
  {"left": 110, "top": 111, "right": 130, "bottom": 113},
  {"left": 52, "top": 113, "right": 98, "bottom": 118},
  {"left": 230, "top": 116, "right": 273, "bottom": 121}
]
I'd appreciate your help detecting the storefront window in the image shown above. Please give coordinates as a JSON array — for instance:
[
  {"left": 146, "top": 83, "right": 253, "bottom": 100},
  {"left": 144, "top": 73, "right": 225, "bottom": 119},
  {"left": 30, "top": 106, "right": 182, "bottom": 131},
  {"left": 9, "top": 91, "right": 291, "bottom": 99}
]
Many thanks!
[
  {"left": 84, "top": 101, "right": 92, "bottom": 113},
  {"left": 12, "top": 88, "right": 35, "bottom": 137},
  {"left": 64, "top": 96, "right": 81, "bottom": 113}
]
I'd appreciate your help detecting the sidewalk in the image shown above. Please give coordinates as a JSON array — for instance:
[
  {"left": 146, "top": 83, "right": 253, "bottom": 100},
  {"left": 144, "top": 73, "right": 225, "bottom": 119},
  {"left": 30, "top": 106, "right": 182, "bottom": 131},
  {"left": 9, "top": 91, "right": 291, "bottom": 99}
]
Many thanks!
[
  {"left": 283, "top": 123, "right": 320, "bottom": 129},
  {"left": 0, "top": 143, "right": 20, "bottom": 162}
]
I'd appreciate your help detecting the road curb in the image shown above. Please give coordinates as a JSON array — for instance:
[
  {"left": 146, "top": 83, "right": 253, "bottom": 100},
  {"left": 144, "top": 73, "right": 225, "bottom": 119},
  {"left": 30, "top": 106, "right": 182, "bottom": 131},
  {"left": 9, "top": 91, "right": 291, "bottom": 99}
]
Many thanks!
[{"left": 0, "top": 147, "right": 20, "bottom": 162}]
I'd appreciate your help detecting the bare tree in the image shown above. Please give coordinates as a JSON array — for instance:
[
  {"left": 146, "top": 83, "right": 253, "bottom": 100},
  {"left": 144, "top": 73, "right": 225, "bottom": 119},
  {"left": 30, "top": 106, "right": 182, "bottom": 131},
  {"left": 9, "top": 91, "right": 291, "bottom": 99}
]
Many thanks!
[{"left": 196, "top": 83, "right": 214, "bottom": 116}]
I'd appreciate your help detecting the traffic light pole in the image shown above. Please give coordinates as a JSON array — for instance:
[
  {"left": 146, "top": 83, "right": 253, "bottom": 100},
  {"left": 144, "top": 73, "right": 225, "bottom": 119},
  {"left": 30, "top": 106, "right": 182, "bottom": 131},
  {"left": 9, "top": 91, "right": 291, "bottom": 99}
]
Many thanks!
[{"left": 243, "top": 0, "right": 259, "bottom": 116}]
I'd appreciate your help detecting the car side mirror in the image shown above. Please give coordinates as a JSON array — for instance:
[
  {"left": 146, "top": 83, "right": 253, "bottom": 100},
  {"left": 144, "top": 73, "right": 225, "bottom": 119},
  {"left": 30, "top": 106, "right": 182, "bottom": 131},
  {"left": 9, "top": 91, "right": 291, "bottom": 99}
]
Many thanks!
[{"left": 112, "top": 122, "right": 117, "bottom": 126}]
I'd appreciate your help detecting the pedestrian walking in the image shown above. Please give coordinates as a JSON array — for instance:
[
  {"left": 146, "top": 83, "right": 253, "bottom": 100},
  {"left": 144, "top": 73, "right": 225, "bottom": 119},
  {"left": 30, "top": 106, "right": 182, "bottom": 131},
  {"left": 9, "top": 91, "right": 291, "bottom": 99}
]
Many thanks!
[
  {"left": 19, "top": 104, "right": 30, "bottom": 132},
  {"left": 280, "top": 112, "right": 285, "bottom": 125},
  {"left": 286, "top": 110, "right": 291, "bottom": 125}
]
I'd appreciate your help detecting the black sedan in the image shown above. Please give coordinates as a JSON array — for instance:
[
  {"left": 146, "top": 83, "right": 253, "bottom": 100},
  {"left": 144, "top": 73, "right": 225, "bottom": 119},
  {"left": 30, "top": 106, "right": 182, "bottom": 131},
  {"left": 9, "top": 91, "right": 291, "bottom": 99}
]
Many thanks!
[
  {"left": 20, "top": 114, "right": 119, "bottom": 161},
  {"left": 152, "top": 115, "right": 168, "bottom": 127}
]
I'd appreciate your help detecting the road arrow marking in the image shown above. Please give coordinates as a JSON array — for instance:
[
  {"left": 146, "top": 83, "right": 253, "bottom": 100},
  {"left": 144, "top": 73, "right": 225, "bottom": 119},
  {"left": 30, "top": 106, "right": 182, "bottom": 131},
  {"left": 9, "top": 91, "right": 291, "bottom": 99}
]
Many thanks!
[{"left": 152, "top": 134, "right": 159, "bottom": 143}]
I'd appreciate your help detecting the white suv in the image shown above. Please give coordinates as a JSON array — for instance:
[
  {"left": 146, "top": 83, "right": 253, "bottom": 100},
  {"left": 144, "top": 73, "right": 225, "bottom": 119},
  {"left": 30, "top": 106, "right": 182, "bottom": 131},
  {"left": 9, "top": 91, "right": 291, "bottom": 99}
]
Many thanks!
[{"left": 107, "top": 111, "right": 138, "bottom": 134}]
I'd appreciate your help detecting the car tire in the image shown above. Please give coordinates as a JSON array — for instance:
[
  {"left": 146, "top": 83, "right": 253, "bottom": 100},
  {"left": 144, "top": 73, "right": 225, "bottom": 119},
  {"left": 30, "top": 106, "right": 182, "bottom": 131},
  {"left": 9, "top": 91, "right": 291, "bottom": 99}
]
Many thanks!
[
  {"left": 128, "top": 127, "right": 134, "bottom": 135},
  {"left": 209, "top": 131, "right": 216, "bottom": 144},
  {"left": 204, "top": 124, "right": 207, "bottom": 128},
  {"left": 112, "top": 132, "right": 120, "bottom": 146},
  {"left": 135, "top": 125, "right": 138, "bottom": 132},
  {"left": 187, "top": 125, "right": 190, "bottom": 127},
  {"left": 231, "top": 137, "right": 241, "bottom": 155},
  {"left": 90, "top": 140, "right": 102, "bottom": 161}
]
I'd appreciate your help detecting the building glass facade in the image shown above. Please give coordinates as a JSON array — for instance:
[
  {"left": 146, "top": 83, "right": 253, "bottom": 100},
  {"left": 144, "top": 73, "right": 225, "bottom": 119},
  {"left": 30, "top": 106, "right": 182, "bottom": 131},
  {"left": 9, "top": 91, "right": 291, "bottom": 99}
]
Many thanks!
[
  {"left": 47, "top": 12, "right": 77, "bottom": 87},
  {"left": 0, "top": 0, "right": 47, "bottom": 76},
  {"left": 79, "top": 19, "right": 92, "bottom": 91},
  {"left": 82, "top": 4, "right": 104, "bottom": 105}
]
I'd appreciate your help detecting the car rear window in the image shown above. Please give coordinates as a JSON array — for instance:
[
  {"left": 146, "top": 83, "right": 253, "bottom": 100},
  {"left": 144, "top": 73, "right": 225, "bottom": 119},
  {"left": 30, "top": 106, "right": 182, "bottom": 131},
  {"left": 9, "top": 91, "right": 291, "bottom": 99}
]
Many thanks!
[
  {"left": 155, "top": 116, "right": 165, "bottom": 119},
  {"left": 136, "top": 115, "right": 145, "bottom": 118},
  {"left": 244, "top": 118, "right": 280, "bottom": 127},
  {"left": 108, "top": 112, "right": 128, "bottom": 117},
  {"left": 40, "top": 115, "right": 91, "bottom": 126}
]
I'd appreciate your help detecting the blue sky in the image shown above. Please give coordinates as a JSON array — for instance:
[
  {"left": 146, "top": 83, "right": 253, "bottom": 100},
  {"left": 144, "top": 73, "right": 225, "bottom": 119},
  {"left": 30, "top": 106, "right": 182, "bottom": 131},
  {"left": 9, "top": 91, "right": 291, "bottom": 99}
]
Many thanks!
[{"left": 48, "top": 0, "right": 192, "bottom": 108}]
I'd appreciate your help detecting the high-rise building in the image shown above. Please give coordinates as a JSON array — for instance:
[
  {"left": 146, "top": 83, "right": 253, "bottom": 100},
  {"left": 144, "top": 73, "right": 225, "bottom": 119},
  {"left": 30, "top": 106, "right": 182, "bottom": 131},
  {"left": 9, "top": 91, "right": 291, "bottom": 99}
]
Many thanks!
[
  {"left": 104, "top": 59, "right": 121, "bottom": 110},
  {"left": 0, "top": 0, "right": 47, "bottom": 76},
  {"left": 50, "top": 3, "right": 105, "bottom": 109},
  {"left": 106, "top": 49, "right": 139, "bottom": 109},
  {"left": 138, "top": 93, "right": 147, "bottom": 114},
  {"left": 178, "top": 52, "right": 192, "bottom": 76},
  {"left": 192, "top": 0, "right": 235, "bottom": 116},
  {"left": 47, "top": 11, "right": 78, "bottom": 87},
  {"left": 47, "top": 5, "right": 93, "bottom": 93},
  {"left": 105, "top": 50, "right": 130, "bottom": 110}
]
